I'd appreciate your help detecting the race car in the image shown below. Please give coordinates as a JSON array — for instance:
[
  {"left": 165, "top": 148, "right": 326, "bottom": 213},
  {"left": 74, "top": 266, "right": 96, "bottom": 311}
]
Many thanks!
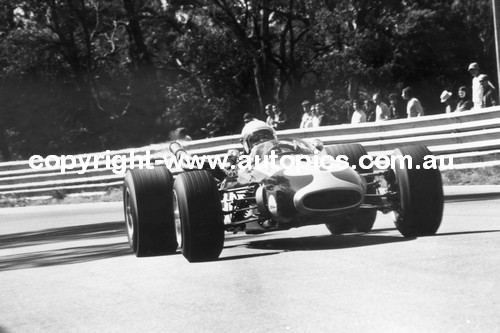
[{"left": 123, "top": 124, "right": 444, "bottom": 263}]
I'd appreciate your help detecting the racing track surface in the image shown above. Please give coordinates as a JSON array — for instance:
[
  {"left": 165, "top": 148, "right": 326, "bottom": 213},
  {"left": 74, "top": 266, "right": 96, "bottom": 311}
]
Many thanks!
[{"left": 1, "top": 187, "right": 500, "bottom": 332}]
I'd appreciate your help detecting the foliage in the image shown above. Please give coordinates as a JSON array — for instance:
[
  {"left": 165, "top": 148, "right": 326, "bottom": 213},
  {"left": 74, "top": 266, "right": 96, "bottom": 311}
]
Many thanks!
[{"left": 0, "top": 0, "right": 496, "bottom": 159}]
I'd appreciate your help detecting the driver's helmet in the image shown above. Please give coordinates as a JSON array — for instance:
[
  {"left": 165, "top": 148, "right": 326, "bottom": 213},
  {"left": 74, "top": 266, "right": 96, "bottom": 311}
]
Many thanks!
[{"left": 241, "top": 120, "right": 277, "bottom": 154}]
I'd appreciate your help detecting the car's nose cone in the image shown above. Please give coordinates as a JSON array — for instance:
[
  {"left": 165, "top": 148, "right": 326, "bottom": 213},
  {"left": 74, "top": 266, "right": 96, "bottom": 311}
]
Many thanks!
[{"left": 293, "top": 168, "right": 365, "bottom": 215}]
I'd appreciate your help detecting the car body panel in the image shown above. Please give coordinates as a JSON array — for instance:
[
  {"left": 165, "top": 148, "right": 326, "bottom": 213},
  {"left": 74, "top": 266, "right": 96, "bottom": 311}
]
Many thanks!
[{"left": 222, "top": 139, "right": 366, "bottom": 230}]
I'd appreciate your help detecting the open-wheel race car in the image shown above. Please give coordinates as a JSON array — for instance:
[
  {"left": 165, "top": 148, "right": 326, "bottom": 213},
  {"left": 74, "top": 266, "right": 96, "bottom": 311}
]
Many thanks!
[{"left": 123, "top": 122, "right": 444, "bottom": 262}]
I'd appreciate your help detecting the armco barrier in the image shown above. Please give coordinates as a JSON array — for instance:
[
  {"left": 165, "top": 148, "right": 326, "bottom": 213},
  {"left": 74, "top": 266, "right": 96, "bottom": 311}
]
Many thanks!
[{"left": 1, "top": 106, "right": 500, "bottom": 197}]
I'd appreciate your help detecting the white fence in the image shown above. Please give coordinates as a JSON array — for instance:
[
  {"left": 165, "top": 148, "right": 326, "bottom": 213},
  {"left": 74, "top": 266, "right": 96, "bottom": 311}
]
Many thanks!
[{"left": 1, "top": 106, "right": 499, "bottom": 197}]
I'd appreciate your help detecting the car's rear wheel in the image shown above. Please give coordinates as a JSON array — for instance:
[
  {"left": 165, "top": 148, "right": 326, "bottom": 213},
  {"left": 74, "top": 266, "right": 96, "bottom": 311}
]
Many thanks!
[
  {"left": 388, "top": 145, "right": 444, "bottom": 237},
  {"left": 324, "top": 144, "right": 377, "bottom": 234},
  {"left": 123, "top": 167, "right": 177, "bottom": 257},
  {"left": 173, "top": 170, "right": 225, "bottom": 262}
]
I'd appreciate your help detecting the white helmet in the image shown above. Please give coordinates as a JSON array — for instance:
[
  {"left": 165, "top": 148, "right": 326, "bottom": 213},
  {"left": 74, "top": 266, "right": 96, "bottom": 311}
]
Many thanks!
[{"left": 241, "top": 120, "right": 277, "bottom": 154}]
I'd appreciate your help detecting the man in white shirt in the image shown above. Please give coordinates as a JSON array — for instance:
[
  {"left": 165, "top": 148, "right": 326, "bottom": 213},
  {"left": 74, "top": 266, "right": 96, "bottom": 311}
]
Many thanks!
[
  {"left": 468, "top": 62, "right": 483, "bottom": 109},
  {"left": 351, "top": 99, "right": 367, "bottom": 124},
  {"left": 402, "top": 87, "right": 424, "bottom": 118},
  {"left": 312, "top": 103, "right": 329, "bottom": 127},
  {"left": 299, "top": 100, "right": 314, "bottom": 128},
  {"left": 373, "top": 93, "right": 390, "bottom": 121}
]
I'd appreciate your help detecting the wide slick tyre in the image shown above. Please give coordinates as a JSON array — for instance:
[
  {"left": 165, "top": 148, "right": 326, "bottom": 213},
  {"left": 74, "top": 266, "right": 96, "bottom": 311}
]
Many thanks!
[
  {"left": 389, "top": 145, "right": 444, "bottom": 237},
  {"left": 123, "top": 167, "right": 177, "bottom": 257},
  {"left": 324, "top": 144, "right": 377, "bottom": 234},
  {"left": 173, "top": 170, "right": 224, "bottom": 262}
]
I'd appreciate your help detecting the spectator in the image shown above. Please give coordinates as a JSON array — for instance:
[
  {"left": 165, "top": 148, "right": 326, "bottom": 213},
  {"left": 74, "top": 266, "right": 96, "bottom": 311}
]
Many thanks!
[
  {"left": 468, "top": 62, "right": 483, "bottom": 109},
  {"left": 479, "top": 74, "right": 498, "bottom": 108},
  {"left": 373, "top": 93, "right": 390, "bottom": 121},
  {"left": 273, "top": 104, "right": 288, "bottom": 130},
  {"left": 388, "top": 93, "right": 406, "bottom": 119},
  {"left": 455, "top": 86, "right": 473, "bottom": 112},
  {"left": 243, "top": 112, "right": 257, "bottom": 124},
  {"left": 364, "top": 100, "right": 376, "bottom": 122},
  {"left": 310, "top": 103, "right": 317, "bottom": 123},
  {"left": 265, "top": 104, "right": 276, "bottom": 128},
  {"left": 299, "top": 100, "right": 314, "bottom": 128},
  {"left": 402, "top": 87, "right": 424, "bottom": 118},
  {"left": 440, "top": 90, "right": 454, "bottom": 113},
  {"left": 174, "top": 127, "right": 192, "bottom": 141},
  {"left": 312, "top": 103, "right": 329, "bottom": 127},
  {"left": 351, "top": 99, "right": 367, "bottom": 124}
]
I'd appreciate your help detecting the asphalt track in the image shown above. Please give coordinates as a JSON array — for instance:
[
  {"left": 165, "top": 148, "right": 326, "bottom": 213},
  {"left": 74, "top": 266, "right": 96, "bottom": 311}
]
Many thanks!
[{"left": 1, "top": 186, "right": 500, "bottom": 332}]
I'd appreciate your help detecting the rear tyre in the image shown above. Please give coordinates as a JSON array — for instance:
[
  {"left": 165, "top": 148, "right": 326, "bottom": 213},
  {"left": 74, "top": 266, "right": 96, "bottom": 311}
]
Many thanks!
[
  {"left": 324, "top": 144, "right": 377, "bottom": 234},
  {"left": 388, "top": 145, "right": 444, "bottom": 237},
  {"left": 123, "top": 167, "right": 177, "bottom": 257},
  {"left": 173, "top": 170, "right": 225, "bottom": 262}
]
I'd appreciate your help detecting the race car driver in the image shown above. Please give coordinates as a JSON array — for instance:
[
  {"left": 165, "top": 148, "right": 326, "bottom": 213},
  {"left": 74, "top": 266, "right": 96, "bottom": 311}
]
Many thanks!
[
  {"left": 240, "top": 120, "right": 277, "bottom": 154},
  {"left": 222, "top": 120, "right": 277, "bottom": 187}
]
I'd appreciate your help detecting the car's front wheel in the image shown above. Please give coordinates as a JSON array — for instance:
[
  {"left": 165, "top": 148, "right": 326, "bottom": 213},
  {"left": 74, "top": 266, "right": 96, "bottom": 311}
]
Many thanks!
[
  {"left": 388, "top": 145, "right": 444, "bottom": 237},
  {"left": 123, "top": 167, "right": 177, "bottom": 257},
  {"left": 173, "top": 170, "right": 225, "bottom": 262}
]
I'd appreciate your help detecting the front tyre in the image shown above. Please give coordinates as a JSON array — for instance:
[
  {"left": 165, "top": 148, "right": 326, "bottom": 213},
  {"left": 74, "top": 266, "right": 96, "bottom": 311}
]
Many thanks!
[
  {"left": 173, "top": 170, "right": 225, "bottom": 262},
  {"left": 123, "top": 167, "right": 177, "bottom": 257},
  {"left": 388, "top": 145, "right": 444, "bottom": 237}
]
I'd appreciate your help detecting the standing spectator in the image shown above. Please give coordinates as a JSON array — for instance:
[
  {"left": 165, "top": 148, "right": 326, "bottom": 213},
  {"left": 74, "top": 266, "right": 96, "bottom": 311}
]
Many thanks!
[
  {"left": 468, "top": 62, "right": 483, "bottom": 109},
  {"left": 351, "top": 99, "right": 367, "bottom": 124},
  {"left": 299, "top": 100, "right": 314, "bottom": 128},
  {"left": 265, "top": 104, "right": 276, "bottom": 128},
  {"left": 455, "top": 86, "right": 473, "bottom": 112},
  {"left": 311, "top": 104, "right": 319, "bottom": 127},
  {"left": 388, "top": 93, "right": 406, "bottom": 119},
  {"left": 440, "top": 90, "right": 454, "bottom": 113},
  {"left": 402, "top": 87, "right": 424, "bottom": 118},
  {"left": 373, "top": 93, "right": 390, "bottom": 121},
  {"left": 364, "top": 100, "right": 376, "bottom": 122},
  {"left": 479, "top": 74, "right": 498, "bottom": 108},
  {"left": 243, "top": 112, "right": 257, "bottom": 124},
  {"left": 273, "top": 104, "right": 288, "bottom": 130},
  {"left": 310, "top": 103, "right": 317, "bottom": 122},
  {"left": 312, "top": 103, "right": 329, "bottom": 127}
]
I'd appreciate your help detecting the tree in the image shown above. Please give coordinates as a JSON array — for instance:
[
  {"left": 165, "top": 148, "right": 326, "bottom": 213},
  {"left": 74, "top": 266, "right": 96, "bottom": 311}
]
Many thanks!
[{"left": 0, "top": 0, "right": 496, "bottom": 157}]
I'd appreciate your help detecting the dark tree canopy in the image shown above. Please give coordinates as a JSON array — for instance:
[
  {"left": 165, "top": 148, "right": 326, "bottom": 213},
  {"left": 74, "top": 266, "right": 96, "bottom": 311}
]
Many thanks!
[{"left": 0, "top": 0, "right": 495, "bottom": 158}]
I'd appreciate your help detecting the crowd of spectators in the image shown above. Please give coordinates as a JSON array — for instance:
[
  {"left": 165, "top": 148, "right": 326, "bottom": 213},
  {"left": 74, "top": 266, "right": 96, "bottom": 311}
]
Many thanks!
[
  {"left": 195, "top": 61, "right": 499, "bottom": 140},
  {"left": 297, "top": 100, "right": 334, "bottom": 128},
  {"left": 294, "top": 61, "right": 497, "bottom": 127},
  {"left": 439, "top": 62, "right": 497, "bottom": 114}
]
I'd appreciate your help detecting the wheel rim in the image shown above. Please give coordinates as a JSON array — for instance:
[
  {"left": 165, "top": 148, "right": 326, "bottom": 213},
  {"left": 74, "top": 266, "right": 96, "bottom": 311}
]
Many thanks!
[
  {"left": 173, "top": 191, "right": 182, "bottom": 249},
  {"left": 124, "top": 189, "right": 135, "bottom": 246}
]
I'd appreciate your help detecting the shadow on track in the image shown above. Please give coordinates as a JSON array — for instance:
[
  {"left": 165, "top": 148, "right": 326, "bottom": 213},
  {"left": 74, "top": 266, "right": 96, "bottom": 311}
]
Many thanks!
[
  {"left": 0, "top": 326, "right": 11, "bottom": 333},
  {"left": 246, "top": 228, "right": 500, "bottom": 253},
  {"left": 217, "top": 252, "right": 281, "bottom": 262},
  {"left": 247, "top": 232, "right": 413, "bottom": 252},
  {"left": 433, "top": 230, "right": 500, "bottom": 237},
  {"left": 446, "top": 193, "right": 500, "bottom": 203},
  {"left": 0, "top": 242, "right": 131, "bottom": 272},
  {"left": 0, "top": 221, "right": 125, "bottom": 250},
  {"left": 0, "top": 221, "right": 130, "bottom": 272}
]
